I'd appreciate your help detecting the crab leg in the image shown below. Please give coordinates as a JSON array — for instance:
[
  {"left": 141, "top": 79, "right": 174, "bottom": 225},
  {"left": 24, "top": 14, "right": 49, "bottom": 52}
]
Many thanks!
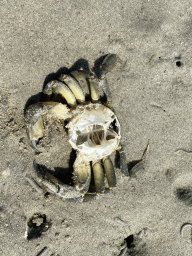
[
  {"left": 99, "top": 54, "right": 118, "bottom": 107},
  {"left": 59, "top": 74, "right": 85, "bottom": 104},
  {"left": 92, "top": 160, "right": 105, "bottom": 194},
  {"left": 100, "top": 54, "right": 118, "bottom": 79},
  {"left": 103, "top": 156, "right": 116, "bottom": 188},
  {"left": 99, "top": 78, "right": 112, "bottom": 106},
  {"left": 25, "top": 102, "right": 70, "bottom": 152},
  {"left": 73, "top": 154, "right": 91, "bottom": 195},
  {"left": 43, "top": 81, "right": 77, "bottom": 108},
  {"left": 118, "top": 145, "right": 129, "bottom": 177},
  {"left": 88, "top": 74, "right": 100, "bottom": 102},
  {"left": 70, "top": 70, "right": 90, "bottom": 80}
]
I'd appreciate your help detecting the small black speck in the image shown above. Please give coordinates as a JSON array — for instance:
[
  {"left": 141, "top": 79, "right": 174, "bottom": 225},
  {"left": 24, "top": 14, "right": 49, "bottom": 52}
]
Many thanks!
[
  {"left": 176, "top": 61, "right": 183, "bottom": 67},
  {"left": 8, "top": 118, "right": 14, "bottom": 123}
]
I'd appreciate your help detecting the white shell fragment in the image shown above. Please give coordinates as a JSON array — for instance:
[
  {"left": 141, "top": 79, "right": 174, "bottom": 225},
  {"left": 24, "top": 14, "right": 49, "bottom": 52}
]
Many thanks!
[{"left": 67, "top": 103, "right": 121, "bottom": 162}]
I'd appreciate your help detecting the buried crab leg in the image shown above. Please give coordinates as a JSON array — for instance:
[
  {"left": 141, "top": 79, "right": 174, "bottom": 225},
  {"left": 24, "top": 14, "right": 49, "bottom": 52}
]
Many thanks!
[
  {"left": 103, "top": 156, "right": 116, "bottom": 189},
  {"left": 43, "top": 80, "right": 77, "bottom": 108},
  {"left": 59, "top": 74, "right": 85, "bottom": 104},
  {"left": 83, "top": 188, "right": 113, "bottom": 202},
  {"left": 99, "top": 54, "right": 118, "bottom": 107},
  {"left": 92, "top": 160, "right": 105, "bottom": 194},
  {"left": 25, "top": 102, "right": 71, "bottom": 152},
  {"left": 24, "top": 172, "right": 43, "bottom": 194}
]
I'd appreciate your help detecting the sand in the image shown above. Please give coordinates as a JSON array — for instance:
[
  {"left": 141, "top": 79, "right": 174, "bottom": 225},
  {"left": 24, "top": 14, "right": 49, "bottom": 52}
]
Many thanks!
[{"left": 1, "top": 0, "right": 192, "bottom": 255}]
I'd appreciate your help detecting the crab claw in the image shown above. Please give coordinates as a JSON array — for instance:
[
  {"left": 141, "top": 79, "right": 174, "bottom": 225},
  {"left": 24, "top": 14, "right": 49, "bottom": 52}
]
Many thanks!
[
  {"left": 25, "top": 102, "right": 71, "bottom": 152},
  {"left": 33, "top": 161, "right": 84, "bottom": 200},
  {"left": 32, "top": 140, "right": 41, "bottom": 153},
  {"left": 33, "top": 154, "right": 92, "bottom": 200}
]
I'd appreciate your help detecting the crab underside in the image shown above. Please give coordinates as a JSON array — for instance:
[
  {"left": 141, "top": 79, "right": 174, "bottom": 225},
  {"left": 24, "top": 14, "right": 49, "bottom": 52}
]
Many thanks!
[{"left": 24, "top": 54, "right": 146, "bottom": 202}]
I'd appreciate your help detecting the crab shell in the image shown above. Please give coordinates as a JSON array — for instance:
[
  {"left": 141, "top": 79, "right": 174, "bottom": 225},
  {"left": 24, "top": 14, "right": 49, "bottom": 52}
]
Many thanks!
[
  {"left": 67, "top": 103, "right": 121, "bottom": 162},
  {"left": 24, "top": 54, "right": 130, "bottom": 200}
]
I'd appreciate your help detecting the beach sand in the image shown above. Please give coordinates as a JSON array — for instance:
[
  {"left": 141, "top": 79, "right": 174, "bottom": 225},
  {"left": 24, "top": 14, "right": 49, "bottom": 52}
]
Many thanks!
[{"left": 1, "top": 1, "right": 192, "bottom": 255}]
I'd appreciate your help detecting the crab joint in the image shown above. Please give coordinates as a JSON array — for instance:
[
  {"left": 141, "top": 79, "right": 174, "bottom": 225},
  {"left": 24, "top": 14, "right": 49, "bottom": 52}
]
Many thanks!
[{"left": 25, "top": 102, "right": 71, "bottom": 152}]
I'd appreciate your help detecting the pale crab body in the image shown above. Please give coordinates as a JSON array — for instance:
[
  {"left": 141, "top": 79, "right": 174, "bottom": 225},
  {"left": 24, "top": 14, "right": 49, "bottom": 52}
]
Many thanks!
[
  {"left": 67, "top": 103, "right": 121, "bottom": 162},
  {"left": 25, "top": 54, "right": 129, "bottom": 201}
]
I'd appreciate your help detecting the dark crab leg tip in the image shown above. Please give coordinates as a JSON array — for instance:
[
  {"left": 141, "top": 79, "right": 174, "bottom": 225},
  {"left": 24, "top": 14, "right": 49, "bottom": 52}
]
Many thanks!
[
  {"left": 32, "top": 140, "right": 42, "bottom": 153},
  {"left": 33, "top": 161, "right": 45, "bottom": 179},
  {"left": 118, "top": 145, "right": 129, "bottom": 177},
  {"left": 100, "top": 54, "right": 118, "bottom": 78}
]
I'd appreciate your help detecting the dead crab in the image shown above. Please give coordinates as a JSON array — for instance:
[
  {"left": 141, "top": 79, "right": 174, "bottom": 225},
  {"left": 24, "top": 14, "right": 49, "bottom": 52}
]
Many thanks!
[{"left": 24, "top": 54, "right": 133, "bottom": 201}]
